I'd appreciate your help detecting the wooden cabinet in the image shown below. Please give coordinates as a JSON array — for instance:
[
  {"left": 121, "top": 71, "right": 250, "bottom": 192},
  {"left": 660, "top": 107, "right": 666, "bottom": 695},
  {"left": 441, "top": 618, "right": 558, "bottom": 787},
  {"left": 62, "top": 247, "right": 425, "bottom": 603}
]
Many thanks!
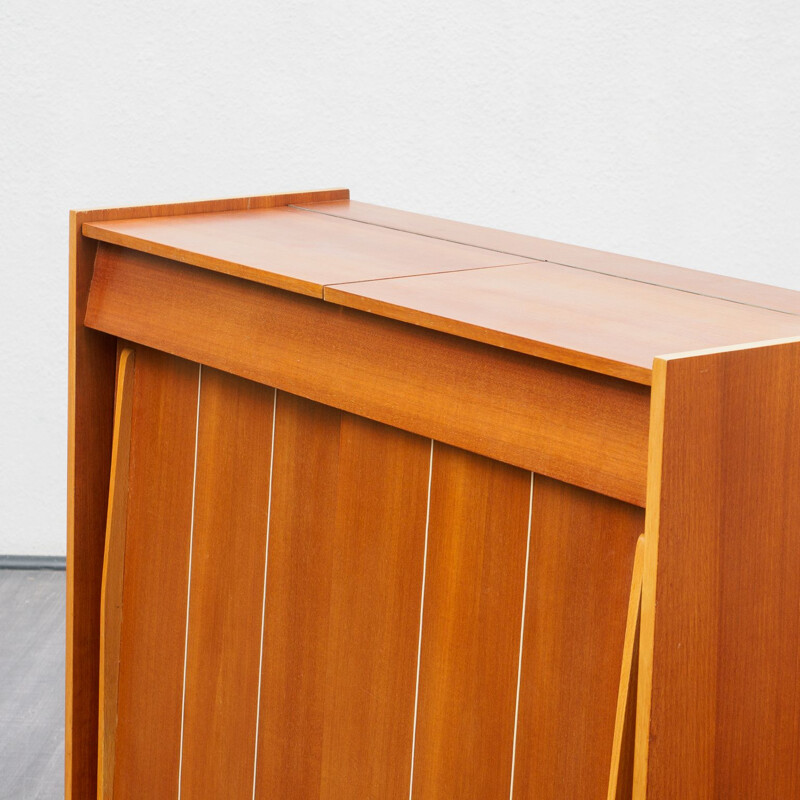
[{"left": 68, "top": 189, "right": 800, "bottom": 799}]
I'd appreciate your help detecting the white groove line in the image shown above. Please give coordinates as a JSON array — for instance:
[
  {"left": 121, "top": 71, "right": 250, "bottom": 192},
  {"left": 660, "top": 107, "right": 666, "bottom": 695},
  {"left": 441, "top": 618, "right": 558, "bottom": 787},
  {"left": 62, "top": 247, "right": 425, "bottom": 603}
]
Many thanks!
[
  {"left": 408, "top": 438, "right": 435, "bottom": 800},
  {"left": 177, "top": 363, "right": 203, "bottom": 798},
  {"left": 509, "top": 472, "right": 535, "bottom": 800},
  {"left": 251, "top": 387, "right": 278, "bottom": 799}
]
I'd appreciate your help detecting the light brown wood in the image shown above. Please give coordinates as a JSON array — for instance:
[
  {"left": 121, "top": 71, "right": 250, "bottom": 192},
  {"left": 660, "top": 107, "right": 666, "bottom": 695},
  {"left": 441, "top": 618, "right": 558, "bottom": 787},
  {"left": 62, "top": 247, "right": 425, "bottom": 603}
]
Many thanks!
[
  {"left": 319, "top": 414, "right": 429, "bottom": 797},
  {"left": 71, "top": 190, "right": 800, "bottom": 799},
  {"left": 82, "top": 205, "right": 530, "bottom": 299},
  {"left": 256, "top": 408, "right": 430, "bottom": 798},
  {"left": 82, "top": 199, "right": 800, "bottom": 383},
  {"left": 254, "top": 392, "right": 342, "bottom": 798},
  {"left": 635, "top": 338, "right": 800, "bottom": 799},
  {"left": 512, "top": 476, "right": 644, "bottom": 800},
  {"left": 68, "top": 188, "right": 344, "bottom": 799},
  {"left": 411, "top": 444, "right": 531, "bottom": 798},
  {"left": 76, "top": 188, "right": 348, "bottom": 223},
  {"left": 85, "top": 244, "right": 650, "bottom": 506},
  {"left": 112, "top": 347, "right": 199, "bottom": 798},
  {"left": 325, "top": 262, "right": 800, "bottom": 385},
  {"left": 67, "top": 211, "right": 117, "bottom": 800},
  {"left": 97, "top": 347, "right": 135, "bottom": 800},
  {"left": 607, "top": 534, "right": 645, "bottom": 800},
  {"left": 296, "top": 199, "right": 800, "bottom": 316},
  {"left": 179, "top": 369, "right": 275, "bottom": 798}
]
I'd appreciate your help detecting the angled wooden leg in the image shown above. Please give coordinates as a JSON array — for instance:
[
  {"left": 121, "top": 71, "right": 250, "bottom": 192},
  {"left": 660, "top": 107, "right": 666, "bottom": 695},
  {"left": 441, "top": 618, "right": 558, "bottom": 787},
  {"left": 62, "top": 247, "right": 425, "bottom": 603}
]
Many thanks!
[
  {"left": 607, "top": 534, "right": 645, "bottom": 800},
  {"left": 97, "top": 347, "right": 135, "bottom": 800}
]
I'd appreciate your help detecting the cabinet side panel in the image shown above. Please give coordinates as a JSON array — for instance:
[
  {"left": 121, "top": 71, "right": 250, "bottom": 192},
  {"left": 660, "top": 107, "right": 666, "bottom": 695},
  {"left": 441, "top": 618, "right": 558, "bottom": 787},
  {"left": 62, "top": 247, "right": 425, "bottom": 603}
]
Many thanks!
[
  {"left": 67, "top": 213, "right": 116, "bottom": 799},
  {"left": 513, "top": 476, "right": 643, "bottom": 799},
  {"left": 113, "top": 348, "right": 199, "bottom": 798},
  {"left": 179, "top": 369, "right": 275, "bottom": 798},
  {"left": 638, "top": 340, "right": 800, "bottom": 799},
  {"left": 411, "top": 444, "right": 531, "bottom": 798}
]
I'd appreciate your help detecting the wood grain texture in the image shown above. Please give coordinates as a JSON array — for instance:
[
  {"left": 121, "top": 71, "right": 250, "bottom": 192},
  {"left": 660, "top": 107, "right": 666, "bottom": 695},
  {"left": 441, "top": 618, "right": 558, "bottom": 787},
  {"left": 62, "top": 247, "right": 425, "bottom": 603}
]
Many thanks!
[
  {"left": 254, "top": 392, "right": 341, "bottom": 799},
  {"left": 179, "top": 369, "right": 275, "bottom": 799},
  {"left": 325, "top": 262, "right": 800, "bottom": 385},
  {"left": 97, "top": 348, "right": 135, "bottom": 800},
  {"left": 68, "top": 189, "right": 339, "bottom": 798},
  {"left": 85, "top": 245, "right": 650, "bottom": 506},
  {"left": 255, "top": 407, "right": 430, "bottom": 799},
  {"left": 319, "top": 414, "right": 429, "bottom": 798},
  {"left": 76, "top": 188, "right": 349, "bottom": 223},
  {"left": 296, "top": 199, "right": 800, "bottom": 316},
  {"left": 607, "top": 534, "right": 645, "bottom": 800},
  {"left": 112, "top": 347, "right": 199, "bottom": 799},
  {"left": 82, "top": 206, "right": 530, "bottom": 299},
  {"left": 512, "top": 476, "right": 643, "bottom": 800},
  {"left": 411, "top": 444, "right": 531, "bottom": 798},
  {"left": 67, "top": 210, "right": 117, "bottom": 800},
  {"left": 635, "top": 339, "right": 800, "bottom": 799}
]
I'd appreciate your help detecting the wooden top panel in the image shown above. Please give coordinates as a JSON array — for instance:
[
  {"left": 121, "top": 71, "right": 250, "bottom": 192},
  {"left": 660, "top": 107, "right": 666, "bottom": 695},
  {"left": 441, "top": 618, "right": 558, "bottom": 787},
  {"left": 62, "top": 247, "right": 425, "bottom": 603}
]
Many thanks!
[
  {"left": 82, "top": 206, "right": 529, "bottom": 298},
  {"left": 296, "top": 199, "right": 800, "bottom": 316},
  {"left": 324, "top": 262, "right": 800, "bottom": 384},
  {"left": 80, "top": 191, "right": 800, "bottom": 382}
]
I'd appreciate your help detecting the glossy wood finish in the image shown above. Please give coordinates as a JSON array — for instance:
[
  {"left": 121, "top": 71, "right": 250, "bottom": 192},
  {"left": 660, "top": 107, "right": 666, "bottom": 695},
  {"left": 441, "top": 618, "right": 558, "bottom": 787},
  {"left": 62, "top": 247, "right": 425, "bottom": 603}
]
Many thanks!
[
  {"left": 321, "top": 415, "right": 430, "bottom": 798},
  {"left": 179, "top": 369, "right": 275, "bottom": 798},
  {"left": 68, "top": 188, "right": 346, "bottom": 799},
  {"left": 254, "top": 392, "right": 342, "bottom": 798},
  {"left": 326, "top": 262, "right": 800, "bottom": 385},
  {"left": 85, "top": 244, "right": 650, "bottom": 506},
  {"left": 113, "top": 347, "right": 198, "bottom": 798},
  {"left": 255, "top": 406, "right": 430, "bottom": 798},
  {"left": 97, "top": 348, "right": 134, "bottom": 800},
  {"left": 411, "top": 445, "right": 531, "bottom": 798},
  {"left": 73, "top": 191, "right": 800, "bottom": 799},
  {"left": 82, "top": 206, "right": 530, "bottom": 298},
  {"left": 636, "top": 338, "right": 800, "bottom": 799},
  {"left": 83, "top": 201, "right": 800, "bottom": 384},
  {"left": 296, "top": 199, "right": 800, "bottom": 316},
  {"left": 607, "top": 534, "right": 644, "bottom": 800},
  {"left": 67, "top": 209, "right": 117, "bottom": 800},
  {"left": 512, "top": 477, "right": 643, "bottom": 800}
]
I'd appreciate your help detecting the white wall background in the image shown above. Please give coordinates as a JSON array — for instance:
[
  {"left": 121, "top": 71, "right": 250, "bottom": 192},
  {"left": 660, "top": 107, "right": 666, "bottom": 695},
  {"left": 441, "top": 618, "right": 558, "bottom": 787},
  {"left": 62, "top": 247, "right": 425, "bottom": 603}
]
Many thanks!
[{"left": 2, "top": 0, "right": 799, "bottom": 555}]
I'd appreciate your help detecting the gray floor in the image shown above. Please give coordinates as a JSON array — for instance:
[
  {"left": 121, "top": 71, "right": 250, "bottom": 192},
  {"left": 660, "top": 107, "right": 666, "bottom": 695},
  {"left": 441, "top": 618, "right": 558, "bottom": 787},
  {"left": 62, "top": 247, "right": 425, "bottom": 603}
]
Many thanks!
[{"left": 0, "top": 569, "right": 65, "bottom": 800}]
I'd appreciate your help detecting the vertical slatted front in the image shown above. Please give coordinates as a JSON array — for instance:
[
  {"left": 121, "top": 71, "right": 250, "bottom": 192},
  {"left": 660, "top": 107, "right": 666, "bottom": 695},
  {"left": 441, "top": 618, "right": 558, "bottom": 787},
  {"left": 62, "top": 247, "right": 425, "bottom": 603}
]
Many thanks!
[
  {"left": 114, "top": 348, "right": 199, "bottom": 798},
  {"left": 511, "top": 476, "right": 644, "bottom": 799},
  {"left": 410, "top": 444, "right": 532, "bottom": 797},
  {"left": 319, "top": 414, "right": 430, "bottom": 797},
  {"left": 179, "top": 368, "right": 276, "bottom": 798},
  {"left": 255, "top": 411, "right": 431, "bottom": 798},
  {"left": 253, "top": 392, "right": 342, "bottom": 797},
  {"left": 113, "top": 347, "right": 643, "bottom": 798}
]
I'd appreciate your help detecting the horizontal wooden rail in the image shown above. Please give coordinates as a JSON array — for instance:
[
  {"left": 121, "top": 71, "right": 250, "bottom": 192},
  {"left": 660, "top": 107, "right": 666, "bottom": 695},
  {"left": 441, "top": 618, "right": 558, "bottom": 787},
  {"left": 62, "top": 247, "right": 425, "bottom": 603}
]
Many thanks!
[{"left": 85, "top": 244, "right": 650, "bottom": 505}]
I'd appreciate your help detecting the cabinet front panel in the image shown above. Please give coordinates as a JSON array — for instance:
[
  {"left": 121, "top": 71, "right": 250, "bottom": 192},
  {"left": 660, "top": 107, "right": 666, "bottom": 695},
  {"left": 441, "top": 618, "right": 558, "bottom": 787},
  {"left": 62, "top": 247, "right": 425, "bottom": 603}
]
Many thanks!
[
  {"left": 512, "top": 476, "right": 644, "bottom": 800},
  {"left": 112, "top": 346, "right": 644, "bottom": 798},
  {"left": 114, "top": 348, "right": 199, "bottom": 798},
  {"left": 411, "top": 444, "right": 532, "bottom": 798},
  {"left": 179, "top": 367, "right": 276, "bottom": 798},
  {"left": 253, "top": 392, "right": 342, "bottom": 797},
  {"left": 254, "top": 397, "right": 431, "bottom": 799},
  {"left": 86, "top": 243, "right": 651, "bottom": 506}
]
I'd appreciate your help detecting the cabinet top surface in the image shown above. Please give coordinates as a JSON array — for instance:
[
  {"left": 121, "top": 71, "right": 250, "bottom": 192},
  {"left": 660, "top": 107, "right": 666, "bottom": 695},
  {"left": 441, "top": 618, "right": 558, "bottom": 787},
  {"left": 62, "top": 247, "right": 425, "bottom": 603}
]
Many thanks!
[{"left": 80, "top": 193, "right": 800, "bottom": 384}]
